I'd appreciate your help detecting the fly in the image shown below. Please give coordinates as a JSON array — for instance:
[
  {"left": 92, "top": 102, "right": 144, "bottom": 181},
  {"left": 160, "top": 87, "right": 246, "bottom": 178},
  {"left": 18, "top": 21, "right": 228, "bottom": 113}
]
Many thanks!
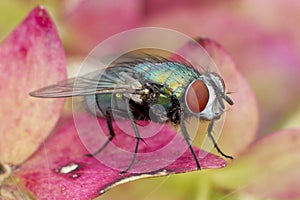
[{"left": 30, "top": 53, "right": 234, "bottom": 173}]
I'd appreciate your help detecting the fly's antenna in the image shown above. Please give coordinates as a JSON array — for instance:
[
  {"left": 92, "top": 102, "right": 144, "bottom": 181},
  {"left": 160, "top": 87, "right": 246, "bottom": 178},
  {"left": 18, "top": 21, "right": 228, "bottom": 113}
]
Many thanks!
[{"left": 223, "top": 95, "right": 234, "bottom": 106}]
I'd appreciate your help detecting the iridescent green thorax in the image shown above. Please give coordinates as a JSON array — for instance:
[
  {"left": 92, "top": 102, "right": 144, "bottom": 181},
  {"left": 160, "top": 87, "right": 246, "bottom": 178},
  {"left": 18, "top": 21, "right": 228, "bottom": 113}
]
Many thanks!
[{"left": 134, "top": 62, "right": 200, "bottom": 99}]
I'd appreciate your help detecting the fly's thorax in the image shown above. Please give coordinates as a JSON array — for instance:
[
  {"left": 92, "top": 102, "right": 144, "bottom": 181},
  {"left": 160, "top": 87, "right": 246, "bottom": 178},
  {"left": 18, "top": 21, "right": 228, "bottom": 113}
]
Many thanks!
[
  {"left": 184, "top": 72, "right": 227, "bottom": 121},
  {"left": 134, "top": 61, "right": 198, "bottom": 94}
]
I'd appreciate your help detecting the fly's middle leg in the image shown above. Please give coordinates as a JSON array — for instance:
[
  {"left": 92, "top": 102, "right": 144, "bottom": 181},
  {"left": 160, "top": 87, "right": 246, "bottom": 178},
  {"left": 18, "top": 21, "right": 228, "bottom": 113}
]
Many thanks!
[
  {"left": 172, "top": 95, "right": 201, "bottom": 170},
  {"left": 86, "top": 109, "right": 115, "bottom": 157}
]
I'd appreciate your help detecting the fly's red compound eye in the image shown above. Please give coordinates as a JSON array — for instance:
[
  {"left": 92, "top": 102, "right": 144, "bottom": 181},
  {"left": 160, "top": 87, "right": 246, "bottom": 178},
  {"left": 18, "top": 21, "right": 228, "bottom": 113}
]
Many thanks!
[{"left": 186, "top": 80, "right": 209, "bottom": 113}]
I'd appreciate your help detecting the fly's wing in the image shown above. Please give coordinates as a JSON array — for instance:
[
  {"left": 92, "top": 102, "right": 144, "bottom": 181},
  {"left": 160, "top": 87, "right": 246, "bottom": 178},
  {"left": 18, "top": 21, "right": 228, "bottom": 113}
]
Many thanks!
[
  {"left": 29, "top": 66, "right": 143, "bottom": 98},
  {"left": 29, "top": 53, "right": 189, "bottom": 99}
]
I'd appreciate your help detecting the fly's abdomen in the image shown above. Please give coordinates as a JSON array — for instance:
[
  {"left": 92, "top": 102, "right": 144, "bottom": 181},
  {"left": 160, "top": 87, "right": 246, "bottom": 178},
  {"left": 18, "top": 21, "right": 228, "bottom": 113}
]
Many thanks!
[{"left": 84, "top": 93, "right": 126, "bottom": 117}]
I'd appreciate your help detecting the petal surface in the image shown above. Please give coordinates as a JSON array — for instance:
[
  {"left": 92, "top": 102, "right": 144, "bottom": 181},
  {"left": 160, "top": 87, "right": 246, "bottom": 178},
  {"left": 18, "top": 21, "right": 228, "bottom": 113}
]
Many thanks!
[
  {"left": 15, "top": 116, "right": 226, "bottom": 199},
  {"left": 0, "top": 6, "right": 66, "bottom": 164}
]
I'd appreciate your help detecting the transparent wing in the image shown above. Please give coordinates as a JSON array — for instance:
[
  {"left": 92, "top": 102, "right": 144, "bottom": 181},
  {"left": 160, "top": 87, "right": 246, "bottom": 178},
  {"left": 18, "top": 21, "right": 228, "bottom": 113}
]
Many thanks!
[
  {"left": 29, "top": 66, "right": 144, "bottom": 98},
  {"left": 29, "top": 52, "right": 197, "bottom": 98}
]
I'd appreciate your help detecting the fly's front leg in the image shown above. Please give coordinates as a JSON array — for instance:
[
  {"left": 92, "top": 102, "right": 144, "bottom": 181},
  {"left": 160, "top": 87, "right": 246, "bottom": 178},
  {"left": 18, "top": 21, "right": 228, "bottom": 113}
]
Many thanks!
[
  {"left": 120, "top": 97, "right": 142, "bottom": 174},
  {"left": 171, "top": 95, "right": 201, "bottom": 170}
]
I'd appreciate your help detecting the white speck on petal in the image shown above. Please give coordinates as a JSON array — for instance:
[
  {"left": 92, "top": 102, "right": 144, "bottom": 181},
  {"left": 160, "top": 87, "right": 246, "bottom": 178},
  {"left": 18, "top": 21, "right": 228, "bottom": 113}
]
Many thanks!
[
  {"left": 71, "top": 174, "right": 79, "bottom": 178},
  {"left": 58, "top": 163, "right": 79, "bottom": 174}
]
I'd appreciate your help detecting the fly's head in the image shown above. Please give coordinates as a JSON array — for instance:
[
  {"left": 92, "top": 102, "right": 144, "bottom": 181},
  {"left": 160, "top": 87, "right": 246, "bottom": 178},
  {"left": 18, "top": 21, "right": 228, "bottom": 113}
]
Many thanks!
[{"left": 184, "top": 72, "right": 234, "bottom": 121}]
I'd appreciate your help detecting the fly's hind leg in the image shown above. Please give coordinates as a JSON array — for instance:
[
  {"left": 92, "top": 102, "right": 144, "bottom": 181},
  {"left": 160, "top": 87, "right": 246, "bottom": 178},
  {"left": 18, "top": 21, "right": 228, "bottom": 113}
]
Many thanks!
[
  {"left": 207, "top": 120, "right": 233, "bottom": 160},
  {"left": 86, "top": 109, "right": 115, "bottom": 157},
  {"left": 180, "top": 120, "right": 201, "bottom": 170},
  {"left": 120, "top": 98, "right": 142, "bottom": 174}
]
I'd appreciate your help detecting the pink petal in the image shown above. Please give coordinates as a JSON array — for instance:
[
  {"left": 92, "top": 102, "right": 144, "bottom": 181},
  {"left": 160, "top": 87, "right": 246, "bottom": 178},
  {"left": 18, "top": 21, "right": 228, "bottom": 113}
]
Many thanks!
[
  {"left": 0, "top": 6, "right": 66, "bottom": 164},
  {"left": 15, "top": 115, "right": 226, "bottom": 199},
  {"left": 213, "top": 128, "right": 300, "bottom": 199}
]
